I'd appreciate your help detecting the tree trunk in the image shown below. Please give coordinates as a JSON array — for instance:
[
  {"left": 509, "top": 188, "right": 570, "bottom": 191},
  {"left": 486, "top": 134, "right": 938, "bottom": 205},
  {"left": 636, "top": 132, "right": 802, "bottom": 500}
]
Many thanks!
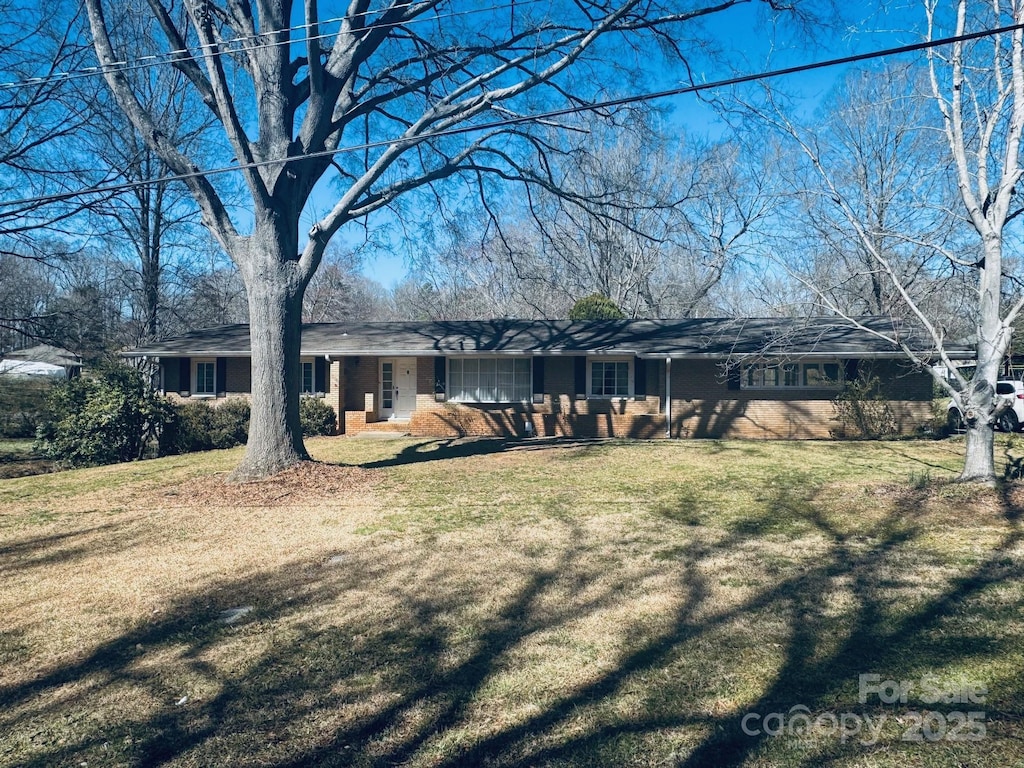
[
  {"left": 960, "top": 421, "right": 996, "bottom": 484},
  {"left": 229, "top": 237, "right": 310, "bottom": 482},
  {"left": 958, "top": 370, "right": 1000, "bottom": 485},
  {"left": 142, "top": 181, "right": 165, "bottom": 341},
  {"left": 958, "top": 231, "right": 1009, "bottom": 485},
  {"left": 141, "top": 242, "right": 160, "bottom": 340}
]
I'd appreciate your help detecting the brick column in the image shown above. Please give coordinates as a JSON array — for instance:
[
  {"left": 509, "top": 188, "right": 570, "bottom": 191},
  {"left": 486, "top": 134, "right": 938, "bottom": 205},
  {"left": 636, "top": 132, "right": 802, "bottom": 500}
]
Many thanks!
[{"left": 329, "top": 358, "right": 344, "bottom": 434}]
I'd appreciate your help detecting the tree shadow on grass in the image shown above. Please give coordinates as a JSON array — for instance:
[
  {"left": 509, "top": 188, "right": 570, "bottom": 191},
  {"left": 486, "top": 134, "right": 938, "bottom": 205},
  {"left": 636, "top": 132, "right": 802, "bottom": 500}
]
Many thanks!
[
  {"left": 354, "top": 437, "right": 618, "bottom": 469},
  {"left": 2, "top": 483, "right": 1022, "bottom": 767},
  {"left": 355, "top": 437, "right": 510, "bottom": 468},
  {"left": 669, "top": 485, "right": 1023, "bottom": 768},
  {"left": 0, "top": 522, "right": 147, "bottom": 575}
]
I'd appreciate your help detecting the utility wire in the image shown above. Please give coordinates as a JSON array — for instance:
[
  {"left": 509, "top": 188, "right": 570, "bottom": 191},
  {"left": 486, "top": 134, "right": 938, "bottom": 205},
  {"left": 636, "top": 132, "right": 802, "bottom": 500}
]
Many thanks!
[
  {"left": 2, "top": 19, "right": 1021, "bottom": 212},
  {"left": 0, "top": 0, "right": 546, "bottom": 91}
]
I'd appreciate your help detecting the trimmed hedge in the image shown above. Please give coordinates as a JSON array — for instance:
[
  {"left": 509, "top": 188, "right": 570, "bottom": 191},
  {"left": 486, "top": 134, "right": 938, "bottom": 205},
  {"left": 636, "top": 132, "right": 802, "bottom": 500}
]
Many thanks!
[
  {"left": 159, "top": 398, "right": 250, "bottom": 454},
  {"left": 34, "top": 369, "right": 338, "bottom": 465},
  {"left": 300, "top": 396, "right": 336, "bottom": 436},
  {"left": 159, "top": 396, "right": 335, "bottom": 455}
]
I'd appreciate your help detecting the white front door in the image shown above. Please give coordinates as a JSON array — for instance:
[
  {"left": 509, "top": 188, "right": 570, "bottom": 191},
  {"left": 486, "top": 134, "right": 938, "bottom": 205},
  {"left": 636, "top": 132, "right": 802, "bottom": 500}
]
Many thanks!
[{"left": 381, "top": 358, "right": 417, "bottom": 420}]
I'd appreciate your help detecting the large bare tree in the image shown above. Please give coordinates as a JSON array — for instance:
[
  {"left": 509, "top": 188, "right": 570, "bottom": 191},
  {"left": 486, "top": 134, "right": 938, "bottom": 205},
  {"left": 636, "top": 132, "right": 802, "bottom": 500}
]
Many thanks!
[
  {"left": 83, "top": 0, "right": 797, "bottom": 479},
  {"left": 789, "top": 65, "right": 961, "bottom": 319},
  {"left": 754, "top": 3, "right": 1024, "bottom": 483},
  {"left": 0, "top": 1, "right": 94, "bottom": 347},
  {"left": 926, "top": 0, "right": 1024, "bottom": 481}
]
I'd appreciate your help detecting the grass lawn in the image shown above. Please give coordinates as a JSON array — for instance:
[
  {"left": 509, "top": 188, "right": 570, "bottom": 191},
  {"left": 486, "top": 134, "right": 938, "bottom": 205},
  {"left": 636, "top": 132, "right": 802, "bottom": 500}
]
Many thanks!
[{"left": 1, "top": 436, "right": 1022, "bottom": 767}]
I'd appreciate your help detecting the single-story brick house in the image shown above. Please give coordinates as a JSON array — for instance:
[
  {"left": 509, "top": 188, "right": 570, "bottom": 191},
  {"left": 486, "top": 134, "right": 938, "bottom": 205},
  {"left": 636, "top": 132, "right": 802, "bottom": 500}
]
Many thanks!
[{"left": 125, "top": 317, "right": 972, "bottom": 439}]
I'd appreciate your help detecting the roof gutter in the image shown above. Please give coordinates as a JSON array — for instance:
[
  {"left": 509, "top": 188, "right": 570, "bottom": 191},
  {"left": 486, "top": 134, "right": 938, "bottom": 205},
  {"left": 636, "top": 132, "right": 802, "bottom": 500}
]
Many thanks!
[
  {"left": 634, "top": 351, "right": 976, "bottom": 360},
  {"left": 122, "top": 348, "right": 976, "bottom": 361}
]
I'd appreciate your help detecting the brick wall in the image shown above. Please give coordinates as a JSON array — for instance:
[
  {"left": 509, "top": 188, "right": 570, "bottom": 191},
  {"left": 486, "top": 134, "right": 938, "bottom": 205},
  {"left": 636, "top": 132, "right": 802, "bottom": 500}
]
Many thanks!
[
  {"left": 344, "top": 356, "right": 379, "bottom": 413},
  {"left": 225, "top": 357, "right": 251, "bottom": 393},
  {"left": 666, "top": 359, "right": 932, "bottom": 439},
  {"left": 328, "top": 359, "right": 344, "bottom": 433},
  {"left": 407, "top": 356, "right": 934, "bottom": 440}
]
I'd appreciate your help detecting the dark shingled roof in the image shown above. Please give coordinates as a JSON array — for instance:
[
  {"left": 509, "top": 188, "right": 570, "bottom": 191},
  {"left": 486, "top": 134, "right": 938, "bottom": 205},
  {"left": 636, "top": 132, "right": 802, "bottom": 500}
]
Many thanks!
[{"left": 125, "top": 318, "right": 974, "bottom": 360}]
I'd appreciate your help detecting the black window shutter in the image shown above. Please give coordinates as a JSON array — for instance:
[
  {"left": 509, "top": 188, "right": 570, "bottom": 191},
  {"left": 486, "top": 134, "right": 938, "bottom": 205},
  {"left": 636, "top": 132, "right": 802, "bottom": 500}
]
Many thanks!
[
  {"left": 574, "top": 356, "right": 587, "bottom": 398},
  {"left": 179, "top": 357, "right": 191, "bottom": 392},
  {"left": 532, "top": 356, "right": 544, "bottom": 393},
  {"left": 726, "top": 364, "right": 741, "bottom": 391},
  {"left": 162, "top": 360, "right": 177, "bottom": 392},
  {"left": 216, "top": 357, "right": 227, "bottom": 395},
  {"left": 434, "top": 356, "right": 446, "bottom": 395},
  {"left": 314, "top": 357, "right": 327, "bottom": 392},
  {"left": 844, "top": 358, "right": 860, "bottom": 383},
  {"left": 634, "top": 357, "right": 647, "bottom": 399}
]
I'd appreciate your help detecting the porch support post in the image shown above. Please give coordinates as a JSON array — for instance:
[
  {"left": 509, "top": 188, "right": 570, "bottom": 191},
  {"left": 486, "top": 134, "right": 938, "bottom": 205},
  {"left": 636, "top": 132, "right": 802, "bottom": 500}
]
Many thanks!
[
  {"left": 328, "top": 356, "right": 344, "bottom": 434},
  {"left": 665, "top": 357, "right": 672, "bottom": 439}
]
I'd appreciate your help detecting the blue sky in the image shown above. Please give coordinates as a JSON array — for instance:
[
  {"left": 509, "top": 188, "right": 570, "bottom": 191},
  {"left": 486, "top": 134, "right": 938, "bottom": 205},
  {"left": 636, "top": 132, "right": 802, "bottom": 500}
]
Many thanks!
[{"left": 352, "top": 1, "right": 932, "bottom": 290}]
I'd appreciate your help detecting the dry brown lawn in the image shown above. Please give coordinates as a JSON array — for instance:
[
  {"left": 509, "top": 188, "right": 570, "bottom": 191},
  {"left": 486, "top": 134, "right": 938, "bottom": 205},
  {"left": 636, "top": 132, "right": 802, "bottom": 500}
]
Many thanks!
[{"left": 1, "top": 436, "right": 1022, "bottom": 767}]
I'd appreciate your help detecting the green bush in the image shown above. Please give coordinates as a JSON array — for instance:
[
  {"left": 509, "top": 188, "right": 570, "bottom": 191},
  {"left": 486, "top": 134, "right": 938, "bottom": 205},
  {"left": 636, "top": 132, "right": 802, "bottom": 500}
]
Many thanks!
[
  {"left": 211, "top": 398, "right": 251, "bottom": 448},
  {"left": 160, "top": 400, "right": 215, "bottom": 454},
  {"left": 568, "top": 294, "right": 625, "bottom": 320},
  {"left": 300, "top": 396, "right": 336, "bottom": 436},
  {"left": 36, "top": 364, "right": 173, "bottom": 467},
  {"left": 161, "top": 398, "right": 250, "bottom": 454},
  {"left": 161, "top": 396, "right": 332, "bottom": 455}
]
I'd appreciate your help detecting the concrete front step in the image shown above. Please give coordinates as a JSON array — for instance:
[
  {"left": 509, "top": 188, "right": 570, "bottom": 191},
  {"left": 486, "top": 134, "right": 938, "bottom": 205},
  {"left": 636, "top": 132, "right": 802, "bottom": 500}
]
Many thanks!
[{"left": 354, "top": 420, "right": 411, "bottom": 435}]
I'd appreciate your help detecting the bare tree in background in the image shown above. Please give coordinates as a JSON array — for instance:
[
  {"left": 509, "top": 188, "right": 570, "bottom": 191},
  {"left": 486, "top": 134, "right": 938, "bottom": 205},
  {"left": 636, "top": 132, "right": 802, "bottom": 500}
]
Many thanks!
[
  {"left": 84, "top": 0, "right": 800, "bottom": 479},
  {"left": 303, "top": 244, "right": 391, "bottom": 322},
  {"left": 0, "top": 253, "right": 56, "bottom": 352},
  {"left": 0, "top": 2, "right": 93, "bottom": 345},
  {"left": 80, "top": 107, "right": 211, "bottom": 346},
  {"left": 71, "top": 0, "right": 223, "bottom": 345},
  {"left": 175, "top": 265, "right": 250, "bottom": 330},
  {"left": 526, "top": 128, "right": 773, "bottom": 318},
  {"left": 658, "top": 139, "right": 775, "bottom": 316},
  {"left": 778, "top": 65, "right": 966, "bottom": 323},
  {"left": 0, "top": 2, "right": 92, "bottom": 245},
  {"left": 412, "top": 119, "right": 773, "bottom": 319}
]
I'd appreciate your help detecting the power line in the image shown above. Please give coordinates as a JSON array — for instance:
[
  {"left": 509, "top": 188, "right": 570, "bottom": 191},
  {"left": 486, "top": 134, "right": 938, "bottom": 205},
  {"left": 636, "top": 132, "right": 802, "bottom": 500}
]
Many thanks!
[
  {"left": 2, "top": 19, "right": 1021, "bottom": 212},
  {"left": 0, "top": 0, "right": 546, "bottom": 92}
]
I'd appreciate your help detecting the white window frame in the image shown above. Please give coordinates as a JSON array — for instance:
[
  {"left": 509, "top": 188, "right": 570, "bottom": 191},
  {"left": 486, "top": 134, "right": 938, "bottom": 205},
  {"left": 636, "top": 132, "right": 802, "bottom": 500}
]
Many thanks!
[
  {"left": 741, "top": 360, "right": 845, "bottom": 390},
  {"left": 194, "top": 358, "right": 216, "bottom": 396},
  {"left": 447, "top": 356, "right": 533, "bottom": 404},
  {"left": 381, "top": 360, "right": 395, "bottom": 411},
  {"left": 588, "top": 357, "right": 632, "bottom": 398}
]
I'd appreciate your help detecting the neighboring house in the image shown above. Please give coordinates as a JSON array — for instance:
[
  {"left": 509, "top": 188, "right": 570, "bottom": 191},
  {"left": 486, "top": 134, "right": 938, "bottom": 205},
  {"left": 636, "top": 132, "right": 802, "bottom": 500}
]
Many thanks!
[
  {"left": 124, "top": 318, "right": 973, "bottom": 440},
  {"left": 0, "top": 359, "right": 66, "bottom": 378},
  {"left": 4, "top": 344, "right": 83, "bottom": 378}
]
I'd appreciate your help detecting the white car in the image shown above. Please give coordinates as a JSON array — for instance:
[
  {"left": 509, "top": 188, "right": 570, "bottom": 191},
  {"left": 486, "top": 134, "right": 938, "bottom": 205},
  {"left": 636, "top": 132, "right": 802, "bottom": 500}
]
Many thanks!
[{"left": 947, "top": 380, "right": 1024, "bottom": 433}]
